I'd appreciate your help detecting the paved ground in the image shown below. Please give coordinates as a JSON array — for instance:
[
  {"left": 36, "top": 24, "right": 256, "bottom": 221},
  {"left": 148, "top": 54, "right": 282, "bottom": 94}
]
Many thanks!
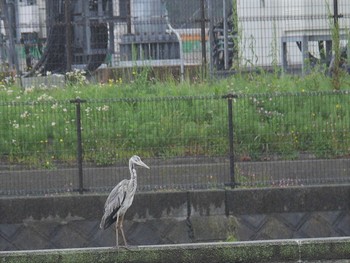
[{"left": 0, "top": 157, "right": 350, "bottom": 195}]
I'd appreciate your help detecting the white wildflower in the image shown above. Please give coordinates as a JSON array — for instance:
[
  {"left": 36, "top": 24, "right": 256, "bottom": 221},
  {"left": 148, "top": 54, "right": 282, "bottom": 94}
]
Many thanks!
[{"left": 20, "top": 111, "right": 29, "bottom": 118}]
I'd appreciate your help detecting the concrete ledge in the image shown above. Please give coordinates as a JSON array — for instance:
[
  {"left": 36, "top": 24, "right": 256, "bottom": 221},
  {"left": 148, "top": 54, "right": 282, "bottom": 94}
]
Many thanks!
[
  {"left": 1, "top": 186, "right": 350, "bottom": 250},
  {"left": 1, "top": 237, "right": 350, "bottom": 263},
  {"left": 2, "top": 185, "right": 350, "bottom": 223}
]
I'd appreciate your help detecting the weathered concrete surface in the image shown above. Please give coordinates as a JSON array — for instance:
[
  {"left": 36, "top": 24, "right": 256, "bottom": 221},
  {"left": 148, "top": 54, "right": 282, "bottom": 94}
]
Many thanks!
[
  {"left": 2, "top": 158, "right": 350, "bottom": 194},
  {"left": 0, "top": 186, "right": 350, "bottom": 250},
  {"left": 0, "top": 158, "right": 230, "bottom": 194},
  {"left": 20, "top": 74, "right": 65, "bottom": 89},
  {"left": 1, "top": 238, "right": 350, "bottom": 263}
]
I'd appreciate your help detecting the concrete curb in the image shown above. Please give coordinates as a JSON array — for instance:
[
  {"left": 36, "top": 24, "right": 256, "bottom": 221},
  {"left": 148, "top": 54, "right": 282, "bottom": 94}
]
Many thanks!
[{"left": 1, "top": 237, "right": 350, "bottom": 263}]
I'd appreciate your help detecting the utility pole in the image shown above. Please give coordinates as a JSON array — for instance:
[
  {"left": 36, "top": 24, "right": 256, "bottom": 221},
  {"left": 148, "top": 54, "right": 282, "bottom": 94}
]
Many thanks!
[
  {"left": 331, "top": 0, "right": 343, "bottom": 90},
  {"left": 65, "top": 0, "right": 72, "bottom": 72},
  {"left": 0, "top": 0, "right": 19, "bottom": 73},
  {"left": 198, "top": 0, "right": 209, "bottom": 79}
]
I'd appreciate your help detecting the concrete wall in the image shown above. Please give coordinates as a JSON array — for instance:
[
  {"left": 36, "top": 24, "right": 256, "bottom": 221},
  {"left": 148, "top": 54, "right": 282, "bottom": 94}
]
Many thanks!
[
  {"left": 1, "top": 185, "right": 350, "bottom": 250},
  {"left": 2, "top": 238, "right": 350, "bottom": 263}
]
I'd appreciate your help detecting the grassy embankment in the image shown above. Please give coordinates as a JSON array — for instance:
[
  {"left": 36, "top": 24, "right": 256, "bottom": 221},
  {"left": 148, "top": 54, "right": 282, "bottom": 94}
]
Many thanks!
[{"left": 0, "top": 69, "right": 349, "bottom": 168}]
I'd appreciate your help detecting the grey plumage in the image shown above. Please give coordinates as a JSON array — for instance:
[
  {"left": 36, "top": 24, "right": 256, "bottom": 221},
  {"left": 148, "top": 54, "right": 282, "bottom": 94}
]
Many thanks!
[{"left": 100, "top": 155, "right": 149, "bottom": 247}]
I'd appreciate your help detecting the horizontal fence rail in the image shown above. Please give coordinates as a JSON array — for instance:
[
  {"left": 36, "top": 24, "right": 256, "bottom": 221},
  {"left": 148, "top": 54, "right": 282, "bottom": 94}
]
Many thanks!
[{"left": 1, "top": 91, "right": 350, "bottom": 196}]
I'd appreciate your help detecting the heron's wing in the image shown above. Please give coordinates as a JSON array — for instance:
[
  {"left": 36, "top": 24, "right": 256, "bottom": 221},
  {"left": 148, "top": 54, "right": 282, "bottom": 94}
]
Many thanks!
[{"left": 100, "top": 179, "right": 128, "bottom": 229}]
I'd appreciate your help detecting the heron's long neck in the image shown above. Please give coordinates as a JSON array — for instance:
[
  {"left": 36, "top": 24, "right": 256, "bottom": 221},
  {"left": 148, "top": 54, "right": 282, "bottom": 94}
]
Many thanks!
[{"left": 129, "top": 162, "right": 137, "bottom": 187}]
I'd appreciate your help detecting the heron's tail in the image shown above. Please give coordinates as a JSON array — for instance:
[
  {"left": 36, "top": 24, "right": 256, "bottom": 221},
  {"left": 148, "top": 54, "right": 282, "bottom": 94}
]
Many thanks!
[
  {"left": 100, "top": 215, "right": 108, "bottom": 230},
  {"left": 99, "top": 217, "right": 105, "bottom": 230},
  {"left": 100, "top": 212, "right": 116, "bottom": 230}
]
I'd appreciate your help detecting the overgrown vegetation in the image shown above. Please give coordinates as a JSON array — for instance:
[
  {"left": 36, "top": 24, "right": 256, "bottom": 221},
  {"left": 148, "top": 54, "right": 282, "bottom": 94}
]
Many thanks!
[{"left": 0, "top": 68, "right": 350, "bottom": 168}]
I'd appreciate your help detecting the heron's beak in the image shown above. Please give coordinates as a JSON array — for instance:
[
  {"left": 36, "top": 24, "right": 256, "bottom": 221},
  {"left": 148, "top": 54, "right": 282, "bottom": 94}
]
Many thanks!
[{"left": 139, "top": 160, "right": 150, "bottom": 169}]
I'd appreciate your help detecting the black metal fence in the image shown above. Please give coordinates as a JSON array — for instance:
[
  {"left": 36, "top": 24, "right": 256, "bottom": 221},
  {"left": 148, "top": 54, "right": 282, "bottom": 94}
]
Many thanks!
[
  {"left": 1, "top": 91, "right": 350, "bottom": 196},
  {"left": 233, "top": 91, "right": 350, "bottom": 187},
  {"left": 0, "top": 95, "right": 229, "bottom": 195},
  {"left": 1, "top": 0, "right": 350, "bottom": 79}
]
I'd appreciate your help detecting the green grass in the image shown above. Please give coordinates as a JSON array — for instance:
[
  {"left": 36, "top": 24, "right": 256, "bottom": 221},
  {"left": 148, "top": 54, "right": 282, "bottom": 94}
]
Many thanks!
[{"left": 0, "top": 68, "right": 350, "bottom": 167}]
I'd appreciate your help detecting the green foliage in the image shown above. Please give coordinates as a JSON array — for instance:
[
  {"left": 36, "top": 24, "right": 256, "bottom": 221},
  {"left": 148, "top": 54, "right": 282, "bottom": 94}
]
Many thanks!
[{"left": 1, "top": 70, "right": 350, "bottom": 167}]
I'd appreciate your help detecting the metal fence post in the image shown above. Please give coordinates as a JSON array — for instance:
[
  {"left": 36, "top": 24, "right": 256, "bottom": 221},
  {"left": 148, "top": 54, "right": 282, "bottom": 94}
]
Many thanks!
[
  {"left": 223, "top": 93, "right": 238, "bottom": 188},
  {"left": 70, "top": 98, "right": 87, "bottom": 194}
]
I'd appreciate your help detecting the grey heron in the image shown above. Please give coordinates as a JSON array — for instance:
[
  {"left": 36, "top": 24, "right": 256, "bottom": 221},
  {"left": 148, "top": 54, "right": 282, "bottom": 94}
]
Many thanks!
[{"left": 100, "top": 155, "right": 150, "bottom": 248}]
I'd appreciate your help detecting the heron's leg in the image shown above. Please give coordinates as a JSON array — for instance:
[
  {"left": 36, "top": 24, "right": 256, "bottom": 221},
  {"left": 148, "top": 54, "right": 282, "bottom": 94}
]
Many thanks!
[
  {"left": 115, "top": 215, "right": 119, "bottom": 248},
  {"left": 119, "top": 214, "right": 128, "bottom": 246}
]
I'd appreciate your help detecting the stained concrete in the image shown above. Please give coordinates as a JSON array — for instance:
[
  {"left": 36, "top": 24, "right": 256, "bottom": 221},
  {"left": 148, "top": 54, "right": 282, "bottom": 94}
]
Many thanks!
[
  {"left": 1, "top": 238, "right": 350, "bottom": 263},
  {"left": 2, "top": 158, "right": 350, "bottom": 194},
  {"left": 0, "top": 186, "right": 350, "bottom": 250}
]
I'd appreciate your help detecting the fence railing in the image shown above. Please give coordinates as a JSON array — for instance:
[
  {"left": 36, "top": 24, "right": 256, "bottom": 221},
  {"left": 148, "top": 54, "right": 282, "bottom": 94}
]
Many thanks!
[{"left": 1, "top": 91, "right": 350, "bottom": 196}]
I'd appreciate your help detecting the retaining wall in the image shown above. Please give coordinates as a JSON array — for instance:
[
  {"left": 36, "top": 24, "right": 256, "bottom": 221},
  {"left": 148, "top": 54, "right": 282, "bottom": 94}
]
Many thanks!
[{"left": 0, "top": 185, "right": 350, "bottom": 251}]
